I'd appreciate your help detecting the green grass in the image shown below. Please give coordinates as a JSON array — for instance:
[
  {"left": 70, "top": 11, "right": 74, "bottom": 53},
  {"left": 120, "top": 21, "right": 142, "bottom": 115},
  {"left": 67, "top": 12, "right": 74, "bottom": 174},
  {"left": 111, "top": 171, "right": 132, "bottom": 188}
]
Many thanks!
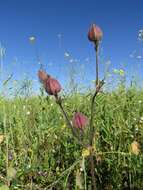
[{"left": 0, "top": 87, "right": 143, "bottom": 189}]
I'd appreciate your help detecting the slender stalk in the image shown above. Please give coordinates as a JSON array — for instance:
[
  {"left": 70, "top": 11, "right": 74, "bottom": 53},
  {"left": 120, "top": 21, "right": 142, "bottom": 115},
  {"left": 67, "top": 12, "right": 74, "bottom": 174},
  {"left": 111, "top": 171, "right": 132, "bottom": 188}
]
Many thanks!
[
  {"left": 55, "top": 96, "right": 81, "bottom": 142},
  {"left": 3, "top": 104, "right": 10, "bottom": 187},
  {"left": 89, "top": 44, "right": 104, "bottom": 190},
  {"left": 89, "top": 153, "right": 96, "bottom": 190},
  {"left": 95, "top": 46, "right": 99, "bottom": 86},
  {"left": 89, "top": 79, "right": 104, "bottom": 146}
]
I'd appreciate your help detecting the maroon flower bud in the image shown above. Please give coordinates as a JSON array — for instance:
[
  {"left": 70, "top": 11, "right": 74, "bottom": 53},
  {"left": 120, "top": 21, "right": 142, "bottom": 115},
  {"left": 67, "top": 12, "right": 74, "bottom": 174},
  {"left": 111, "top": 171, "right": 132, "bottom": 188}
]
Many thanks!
[
  {"left": 38, "top": 70, "right": 62, "bottom": 96},
  {"left": 38, "top": 70, "right": 49, "bottom": 84},
  {"left": 88, "top": 24, "right": 103, "bottom": 43},
  {"left": 72, "top": 112, "right": 88, "bottom": 130},
  {"left": 45, "top": 77, "right": 62, "bottom": 95}
]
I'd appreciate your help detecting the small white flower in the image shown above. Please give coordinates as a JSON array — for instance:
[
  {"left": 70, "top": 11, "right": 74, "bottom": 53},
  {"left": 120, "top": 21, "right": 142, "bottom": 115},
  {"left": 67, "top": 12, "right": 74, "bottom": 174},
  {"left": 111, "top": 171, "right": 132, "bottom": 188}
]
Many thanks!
[
  {"left": 26, "top": 111, "right": 30, "bottom": 115},
  {"left": 27, "top": 164, "right": 31, "bottom": 169},
  {"left": 29, "top": 36, "right": 35, "bottom": 42},
  {"left": 52, "top": 149, "right": 56, "bottom": 153},
  {"left": 135, "top": 127, "right": 139, "bottom": 132},
  {"left": 64, "top": 52, "right": 70, "bottom": 57},
  {"left": 80, "top": 167, "right": 83, "bottom": 172}
]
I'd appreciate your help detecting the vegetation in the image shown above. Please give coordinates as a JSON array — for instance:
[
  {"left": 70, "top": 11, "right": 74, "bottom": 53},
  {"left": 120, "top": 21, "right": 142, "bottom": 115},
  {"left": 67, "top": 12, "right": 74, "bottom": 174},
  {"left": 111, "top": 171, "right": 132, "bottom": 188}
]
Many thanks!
[
  {"left": 0, "top": 24, "right": 143, "bottom": 190},
  {"left": 0, "top": 86, "right": 143, "bottom": 189}
]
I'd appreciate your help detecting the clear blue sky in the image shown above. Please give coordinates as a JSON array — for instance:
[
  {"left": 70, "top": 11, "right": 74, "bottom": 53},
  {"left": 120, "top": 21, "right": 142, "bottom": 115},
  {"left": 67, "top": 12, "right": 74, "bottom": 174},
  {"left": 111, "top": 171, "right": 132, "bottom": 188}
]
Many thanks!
[{"left": 0, "top": 0, "right": 143, "bottom": 91}]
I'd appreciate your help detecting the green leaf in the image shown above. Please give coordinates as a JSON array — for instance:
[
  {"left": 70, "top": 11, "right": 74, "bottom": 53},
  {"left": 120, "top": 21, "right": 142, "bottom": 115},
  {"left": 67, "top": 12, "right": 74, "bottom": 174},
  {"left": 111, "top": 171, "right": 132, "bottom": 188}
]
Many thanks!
[{"left": 0, "top": 185, "right": 9, "bottom": 190}]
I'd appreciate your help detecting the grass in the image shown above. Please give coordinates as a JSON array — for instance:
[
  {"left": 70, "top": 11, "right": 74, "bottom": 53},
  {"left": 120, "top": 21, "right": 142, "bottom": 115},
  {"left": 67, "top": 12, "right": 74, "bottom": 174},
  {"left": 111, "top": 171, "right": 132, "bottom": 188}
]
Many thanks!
[{"left": 0, "top": 85, "right": 143, "bottom": 189}]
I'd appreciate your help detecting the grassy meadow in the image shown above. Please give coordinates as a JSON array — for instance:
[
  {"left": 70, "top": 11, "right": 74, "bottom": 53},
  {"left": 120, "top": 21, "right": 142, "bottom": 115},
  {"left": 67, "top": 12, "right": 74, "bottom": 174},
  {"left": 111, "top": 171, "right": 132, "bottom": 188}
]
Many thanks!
[{"left": 0, "top": 84, "right": 143, "bottom": 189}]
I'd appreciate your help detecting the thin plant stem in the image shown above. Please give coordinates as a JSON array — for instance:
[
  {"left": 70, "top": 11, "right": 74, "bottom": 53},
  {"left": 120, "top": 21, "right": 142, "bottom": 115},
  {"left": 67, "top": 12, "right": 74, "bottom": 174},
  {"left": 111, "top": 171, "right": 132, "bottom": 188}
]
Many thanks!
[
  {"left": 89, "top": 44, "right": 104, "bottom": 190},
  {"left": 95, "top": 47, "right": 99, "bottom": 86},
  {"left": 3, "top": 104, "right": 10, "bottom": 187},
  {"left": 55, "top": 96, "right": 82, "bottom": 143},
  {"left": 89, "top": 153, "right": 96, "bottom": 190}
]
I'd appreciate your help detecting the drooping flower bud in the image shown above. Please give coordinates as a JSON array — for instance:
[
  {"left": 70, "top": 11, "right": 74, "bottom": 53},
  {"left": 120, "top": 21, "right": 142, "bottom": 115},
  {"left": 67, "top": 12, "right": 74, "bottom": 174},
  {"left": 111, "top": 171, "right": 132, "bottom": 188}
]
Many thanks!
[
  {"left": 88, "top": 24, "right": 103, "bottom": 48},
  {"left": 38, "top": 70, "right": 62, "bottom": 96},
  {"left": 72, "top": 112, "right": 88, "bottom": 130},
  {"left": 38, "top": 70, "right": 49, "bottom": 84},
  {"left": 45, "top": 77, "right": 61, "bottom": 95}
]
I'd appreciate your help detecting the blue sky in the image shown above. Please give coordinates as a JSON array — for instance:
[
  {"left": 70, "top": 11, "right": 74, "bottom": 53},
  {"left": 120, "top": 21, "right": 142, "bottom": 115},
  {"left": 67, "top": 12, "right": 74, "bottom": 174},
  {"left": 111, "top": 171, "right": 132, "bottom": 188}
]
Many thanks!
[{"left": 0, "top": 0, "right": 143, "bottom": 92}]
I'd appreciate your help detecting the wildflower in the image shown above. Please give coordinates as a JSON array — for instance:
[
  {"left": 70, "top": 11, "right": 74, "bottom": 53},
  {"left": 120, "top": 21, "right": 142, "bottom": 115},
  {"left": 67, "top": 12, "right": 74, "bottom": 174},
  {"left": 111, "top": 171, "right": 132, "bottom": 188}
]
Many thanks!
[
  {"left": 139, "top": 117, "right": 143, "bottom": 124},
  {"left": 88, "top": 23, "right": 103, "bottom": 48},
  {"left": 38, "top": 70, "right": 62, "bottom": 96},
  {"left": 26, "top": 111, "right": 30, "bottom": 115},
  {"left": 0, "top": 134, "right": 4, "bottom": 144},
  {"left": 38, "top": 70, "right": 49, "bottom": 84},
  {"left": 82, "top": 147, "right": 90, "bottom": 157},
  {"left": 130, "top": 141, "right": 140, "bottom": 155},
  {"left": 61, "top": 124, "right": 66, "bottom": 129},
  {"left": 119, "top": 69, "right": 125, "bottom": 76},
  {"left": 64, "top": 52, "right": 70, "bottom": 57},
  {"left": 138, "top": 29, "right": 143, "bottom": 41},
  {"left": 72, "top": 112, "right": 88, "bottom": 130},
  {"left": 29, "top": 36, "right": 36, "bottom": 43},
  {"left": 45, "top": 77, "right": 61, "bottom": 95}
]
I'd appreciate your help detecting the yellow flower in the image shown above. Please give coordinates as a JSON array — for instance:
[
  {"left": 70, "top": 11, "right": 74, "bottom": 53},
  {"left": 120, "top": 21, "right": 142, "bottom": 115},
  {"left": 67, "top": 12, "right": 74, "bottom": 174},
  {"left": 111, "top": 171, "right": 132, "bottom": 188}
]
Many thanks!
[
  {"left": 130, "top": 141, "right": 140, "bottom": 155},
  {"left": 119, "top": 69, "right": 125, "bottom": 76},
  {"left": 82, "top": 146, "right": 92, "bottom": 157},
  {"left": 0, "top": 134, "right": 4, "bottom": 144},
  {"left": 61, "top": 124, "right": 66, "bottom": 129}
]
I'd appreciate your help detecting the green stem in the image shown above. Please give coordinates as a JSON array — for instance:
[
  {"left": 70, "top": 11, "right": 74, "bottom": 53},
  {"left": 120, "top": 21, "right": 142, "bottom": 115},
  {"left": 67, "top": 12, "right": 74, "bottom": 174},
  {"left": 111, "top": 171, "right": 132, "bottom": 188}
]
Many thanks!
[
  {"left": 95, "top": 47, "right": 99, "bottom": 86},
  {"left": 55, "top": 96, "right": 82, "bottom": 143},
  {"left": 89, "top": 44, "right": 104, "bottom": 190}
]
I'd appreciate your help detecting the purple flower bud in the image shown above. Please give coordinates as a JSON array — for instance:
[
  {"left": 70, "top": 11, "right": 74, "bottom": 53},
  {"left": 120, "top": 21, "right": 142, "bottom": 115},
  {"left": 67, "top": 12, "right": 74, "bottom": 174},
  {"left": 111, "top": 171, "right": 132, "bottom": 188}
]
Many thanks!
[
  {"left": 72, "top": 112, "right": 88, "bottom": 130},
  {"left": 45, "top": 77, "right": 62, "bottom": 96},
  {"left": 38, "top": 70, "right": 62, "bottom": 96},
  {"left": 38, "top": 70, "right": 49, "bottom": 83},
  {"left": 88, "top": 24, "right": 103, "bottom": 43}
]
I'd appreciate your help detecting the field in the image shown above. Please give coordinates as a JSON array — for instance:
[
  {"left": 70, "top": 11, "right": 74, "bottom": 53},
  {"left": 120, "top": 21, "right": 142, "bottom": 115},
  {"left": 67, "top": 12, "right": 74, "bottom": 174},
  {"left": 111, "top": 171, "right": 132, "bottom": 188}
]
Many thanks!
[
  {"left": 0, "top": 14, "right": 143, "bottom": 189},
  {"left": 0, "top": 85, "right": 143, "bottom": 189}
]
